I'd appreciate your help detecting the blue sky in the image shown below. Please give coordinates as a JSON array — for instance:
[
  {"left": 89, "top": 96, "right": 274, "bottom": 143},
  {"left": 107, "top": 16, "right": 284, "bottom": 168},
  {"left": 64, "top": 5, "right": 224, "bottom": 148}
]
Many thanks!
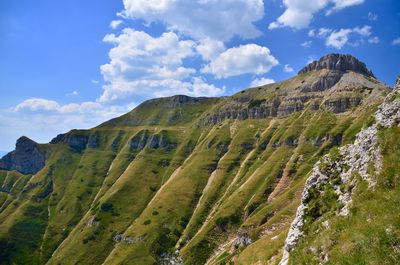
[{"left": 0, "top": 0, "right": 400, "bottom": 153}]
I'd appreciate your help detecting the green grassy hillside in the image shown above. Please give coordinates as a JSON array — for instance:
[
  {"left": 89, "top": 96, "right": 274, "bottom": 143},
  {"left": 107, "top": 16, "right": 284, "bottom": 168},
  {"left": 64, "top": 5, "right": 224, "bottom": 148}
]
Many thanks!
[{"left": 0, "top": 58, "right": 397, "bottom": 265}]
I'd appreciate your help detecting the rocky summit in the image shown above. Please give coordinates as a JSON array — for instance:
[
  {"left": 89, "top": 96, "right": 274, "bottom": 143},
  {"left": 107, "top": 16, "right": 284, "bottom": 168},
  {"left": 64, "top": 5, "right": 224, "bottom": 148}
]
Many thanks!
[
  {"left": 298, "top": 53, "right": 375, "bottom": 78},
  {"left": 0, "top": 54, "right": 399, "bottom": 265}
]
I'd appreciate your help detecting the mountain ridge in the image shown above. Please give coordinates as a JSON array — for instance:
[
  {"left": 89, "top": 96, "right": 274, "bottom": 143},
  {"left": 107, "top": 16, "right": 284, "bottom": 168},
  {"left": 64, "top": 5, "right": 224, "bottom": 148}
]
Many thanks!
[{"left": 0, "top": 53, "right": 398, "bottom": 265}]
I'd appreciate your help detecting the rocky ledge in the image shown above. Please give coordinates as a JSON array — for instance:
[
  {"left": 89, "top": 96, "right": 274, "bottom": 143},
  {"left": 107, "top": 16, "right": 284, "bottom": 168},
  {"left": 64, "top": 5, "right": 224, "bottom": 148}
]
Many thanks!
[
  {"left": 298, "top": 53, "right": 375, "bottom": 78},
  {"left": 0, "top": 136, "right": 46, "bottom": 174}
]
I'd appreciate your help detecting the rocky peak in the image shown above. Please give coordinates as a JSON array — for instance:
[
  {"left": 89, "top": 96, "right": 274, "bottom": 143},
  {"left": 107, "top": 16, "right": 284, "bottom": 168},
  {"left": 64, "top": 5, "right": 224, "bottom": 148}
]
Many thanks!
[
  {"left": 298, "top": 53, "right": 375, "bottom": 78},
  {"left": 15, "top": 136, "right": 37, "bottom": 150},
  {"left": 0, "top": 136, "right": 46, "bottom": 174}
]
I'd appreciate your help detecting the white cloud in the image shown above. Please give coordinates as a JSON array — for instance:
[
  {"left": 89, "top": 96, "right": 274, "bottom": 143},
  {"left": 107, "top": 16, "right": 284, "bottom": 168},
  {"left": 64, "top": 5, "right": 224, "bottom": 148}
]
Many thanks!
[
  {"left": 91, "top": 79, "right": 100, "bottom": 84},
  {"left": 119, "top": 0, "right": 264, "bottom": 41},
  {"left": 326, "top": 0, "right": 365, "bottom": 15},
  {"left": 326, "top": 29, "right": 353, "bottom": 49},
  {"left": 110, "top": 20, "right": 123, "bottom": 29},
  {"left": 308, "top": 25, "right": 378, "bottom": 49},
  {"left": 14, "top": 98, "right": 129, "bottom": 116},
  {"left": 250, "top": 77, "right": 275, "bottom": 87},
  {"left": 318, "top": 28, "right": 333, "bottom": 37},
  {"left": 301, "top": 40, "right": 312, "bottom": 48},
  {"left": 308, "top": 28, "right": 332, "bottom": 38},
  {"left": 196, "top": 38, "right": 225, "bottom": 61},
  {"left": 325, "top": 25, "right": 374, "bottom": 49},
  {"left": 98, "top": 28, "right": 226, "bottom": 102},
  {"left": 368, "top": 12, "right": 378, "bottom": 21},
  {"left": 368, "top": 36, "right": 379, "bottom": 44},
  {"left": 392, "top": 38, "right": 400, "bottom": 45},
  {"left": 269, "top": 0, "right": 365, "bottom": 30},
  {"left": 66, "top": 91, "right": 78, "bottom": 97},
  {"left": 15, "top": 98, "right": 60, "bottom": 112},
  {"left": 201, "top": 44, "right": 279, "bottom": 79},
  {"left": 101, "top": 29, "right": 196, "bottom": 82},
  {"left": 283, "top": 64, "right": 294, "bottom": 73}
]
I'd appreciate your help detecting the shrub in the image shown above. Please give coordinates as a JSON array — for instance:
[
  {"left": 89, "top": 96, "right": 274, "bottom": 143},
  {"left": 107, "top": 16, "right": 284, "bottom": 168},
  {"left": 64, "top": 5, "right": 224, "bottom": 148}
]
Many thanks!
[{"left": 100, "top": 202, "right": 113, "bottom": 212}]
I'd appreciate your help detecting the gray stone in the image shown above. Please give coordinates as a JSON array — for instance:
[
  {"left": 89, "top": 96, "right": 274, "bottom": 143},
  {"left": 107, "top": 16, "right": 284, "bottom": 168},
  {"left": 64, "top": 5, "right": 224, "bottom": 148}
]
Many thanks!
[
  {"left": 0, "top": 136, "right": 46, "bottom": 174},
  {"left": 298, "top": 53, "right": 375, "bottom": 78}
]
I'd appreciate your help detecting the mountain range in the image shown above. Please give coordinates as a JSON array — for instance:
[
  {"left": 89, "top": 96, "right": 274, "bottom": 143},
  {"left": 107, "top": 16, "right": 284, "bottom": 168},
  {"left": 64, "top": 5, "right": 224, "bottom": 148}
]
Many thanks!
[{"left": 0, "top": 53, "right": 399, "bottom": 265}]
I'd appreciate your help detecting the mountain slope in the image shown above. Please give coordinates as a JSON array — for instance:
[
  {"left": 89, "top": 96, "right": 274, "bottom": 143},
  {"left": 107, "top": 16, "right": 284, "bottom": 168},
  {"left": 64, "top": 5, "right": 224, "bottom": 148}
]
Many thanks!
[{"left": 0, "top": 54, "right": 397, "bottom": 265}]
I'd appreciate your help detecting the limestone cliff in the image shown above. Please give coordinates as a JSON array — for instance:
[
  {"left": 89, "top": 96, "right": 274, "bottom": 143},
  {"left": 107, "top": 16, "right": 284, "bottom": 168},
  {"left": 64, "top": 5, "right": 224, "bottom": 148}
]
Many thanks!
[{"left": 0, "top": 136, "right": 46, "bottom": 174}]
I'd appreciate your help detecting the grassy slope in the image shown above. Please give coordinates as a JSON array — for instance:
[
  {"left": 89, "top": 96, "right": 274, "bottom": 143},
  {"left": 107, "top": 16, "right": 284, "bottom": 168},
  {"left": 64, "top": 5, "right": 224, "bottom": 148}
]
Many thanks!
[
  {"left": 288, "top": 126, "right": 400, "bottom": 265},
  {"left": 0, "top": 72, "right": 391, "bottom": 265}
]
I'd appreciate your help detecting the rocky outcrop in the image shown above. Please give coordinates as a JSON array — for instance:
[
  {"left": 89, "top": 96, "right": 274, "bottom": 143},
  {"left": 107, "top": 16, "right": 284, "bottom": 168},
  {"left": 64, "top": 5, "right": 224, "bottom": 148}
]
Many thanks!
[
  {"left": 298, "top": 53, "right": 375, "bottom": 78},
  {"left": 0, "top": 136, "right": 46, "bottom": 174},
  {"left": 148, "top": 132, "right": 177, "bottom": 150},
  {"left": 87, "top": 133, "right": 100, "bottom": 148},
  {"left": 130, "top": 131, "right": 151, "bottom": 150},
  {"left": 130, "top": 130, "right": 177, "bottom": 151},
  {"left": 324, "top": 97, "right": 361, "bottom": 113},
  {"left": 278, "top": 78, "right": 400, "bottom": 265},
  {"left": 158, "top": 252, "right": 183, "bottom": 265},
  {"left": 300, "top": 71, "right": 342, "bottom": 92},
  {"left": 200, "top": 97, "right": 303, "bottom": 126},
  {"left": 233, "top": 232, "right": 252, "bottom": 249},
  {"left": 113, "top": 233, "right": 144, "bottom": 244},
  {"left": 50, "top": 131, "right": 89, "bottom": 152}
]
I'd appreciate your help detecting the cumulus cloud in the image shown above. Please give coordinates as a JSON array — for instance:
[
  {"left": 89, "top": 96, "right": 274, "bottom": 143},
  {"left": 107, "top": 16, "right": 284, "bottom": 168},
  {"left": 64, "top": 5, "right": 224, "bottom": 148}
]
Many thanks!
[
  {"left": 118, "top": 0, "right": 264, "bottom": 42},
  {"left": 201, "top": 44, "right": 279, "bottom": 79},
  {"left": 98, "top": 28, "right": 225, "bottom": 102},
  {"left": 269, "top": 0, "right": 365, "bottom": 30},
  {"left": 14, "top": 98, "right": 129, "bottom": 117},
  {"left": 250, "top": 77, "right": 275, "bottom": 87},
  {"left": 392, "top": 38, "right": 400, "bottom": 45},
  {"left": 110, "top": 20, "right": 123, "bottom": 29},
  {"left": 196, "top": 38, "right": 225, "bottom": 61},
  {"left": 15, "top": 98, "right": 60, "bottom": 112}
]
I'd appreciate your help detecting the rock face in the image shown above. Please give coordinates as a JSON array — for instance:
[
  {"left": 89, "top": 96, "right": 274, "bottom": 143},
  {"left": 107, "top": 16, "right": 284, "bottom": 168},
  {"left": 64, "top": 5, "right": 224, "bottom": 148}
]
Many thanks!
[
  {"left": 50, "top": 133, "right": 88, "bottom": 151},
  {"left": 233, "top": 232, "right": 252, "bottom": 249},
  {"left": 278, "top": 79, "right": 400, "bottom": 265},
  {"left": 0, "top": 136, "right": 46, "bottom": 174},
  {"left": 50, "top": 131, "right": 103, "bottom": 151},
  {"left": 298, "top": 53, "right": 375, "bottom": 78}
]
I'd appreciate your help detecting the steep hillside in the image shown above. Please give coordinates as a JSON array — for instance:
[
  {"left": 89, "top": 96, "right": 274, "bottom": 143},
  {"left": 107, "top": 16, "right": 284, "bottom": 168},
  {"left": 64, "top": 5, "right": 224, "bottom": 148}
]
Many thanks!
[{"left": 0, "top": 54, "right": 397, "bottom": 265}]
